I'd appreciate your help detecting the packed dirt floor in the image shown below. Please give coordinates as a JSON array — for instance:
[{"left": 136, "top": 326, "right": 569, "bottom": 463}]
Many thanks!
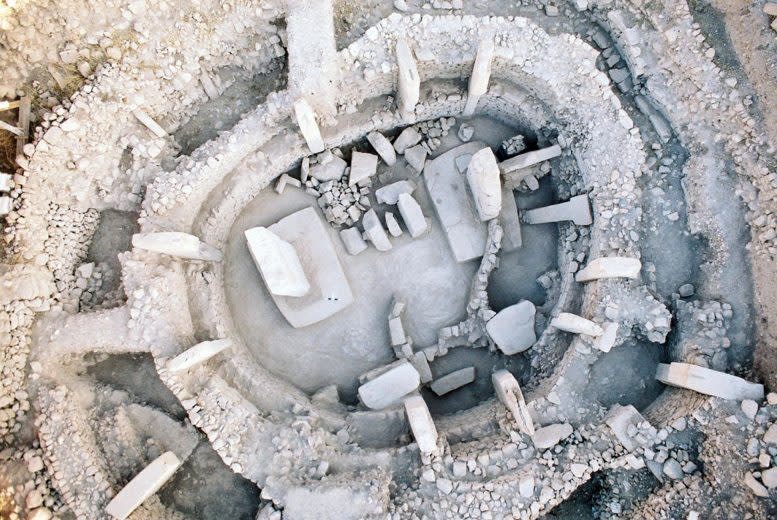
[{"left": 1, "top": 0, "right": 777, "bottom": 519}]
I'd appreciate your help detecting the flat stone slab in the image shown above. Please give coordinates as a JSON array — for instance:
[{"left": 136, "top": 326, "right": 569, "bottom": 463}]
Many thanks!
[
  {"left": 133, "top": 232, "right": 222, "bottom": 261},
  {"left": 375, "top": 180, "right": 416, "bottom": 205},
  {"left": 500, "top": 144, "right": 561, "bottom": 173},
  {"left": 245, "top": 226, "right": 311, "bottom": 297},
  {"left": 656, "top": 362, "right": 764, "bottom": 401},
  {"left": 430, "top": 367, "right": 476, "bottom": 396},
  {"left": 532, "top": 423, "right": 573, "bottom": 450},
  {"left": 576, "top": 257, "right": 641, "bottom": 282},
  {"left": 105, "top": 451, "right": 182, "bottom": 520},
  {"left": 167, "top": 339, "right": 231, "bottom": 373},
  {"left": 397, "top": 192, "right": 427, "bottom": 238},
  {"left": 466, "top": 147, "right": 502, "bottom": 221},
  {"left": 267, "top": 207, "right": 354, "bottom": 328},
  {"left": 523, "top": 194, "right": 592, "bottom": 226},
  {"left": 486, "top": 300, "right": 536, "bottom": 354},
  {"left": 349, "top": 151, "right": 378, "bottom": 186},
  {"left": 367, "top": 131, "right": 396, "bottom": 165},
  {"left": 358, "top": 361, "right": 420, "bottom": 409}
]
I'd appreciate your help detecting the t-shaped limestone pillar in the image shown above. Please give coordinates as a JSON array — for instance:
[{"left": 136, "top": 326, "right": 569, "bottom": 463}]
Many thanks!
[
  {"left": 522, "top": 194, "right": 592, "bottom": 226},
  {"left": 132, "top": 232, "right": 222, "bottom": 261},
  {"left": 395, "top": 38, "right": 420, "bottom": 118},
  {"left": 466, "top": 147, "right": 502, "bottom": 221},
  {"left": 244, "top": 226, "right": 311, "bottom": 297},
  {"left": 463, "top": 37, "right": 495, "bottom": 116},
  {"left": 105, "top": 451, "right": 182, "bottom": 520},
  {"left": 293, "top": 98, "right": 325, "bottom": 154},
  {"left": 492, "top": 369, "right": 535, "bottom": 436},
  {"left": 656, "top": 362, "right": 764, "bottom": 401},
  {"left": 404, "top": 395, "right": 438, "bottom": 454}
]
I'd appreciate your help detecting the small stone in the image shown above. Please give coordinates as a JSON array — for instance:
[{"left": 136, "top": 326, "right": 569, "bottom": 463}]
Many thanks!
[
  {"left": 741, "top": 399, "right": 758, "bottom": 420},
  {"left": 662, "top": 459, "right": 683, "bottom": 480},
  {"left": 678, "top": 284, "right": 695, "bottom": 297},
  {"left": 457, "top": 123, "right": 474, "bottom": 142}
]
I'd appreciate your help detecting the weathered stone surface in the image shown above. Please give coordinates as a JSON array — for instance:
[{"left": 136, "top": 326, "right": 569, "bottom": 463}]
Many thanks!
[
  {"left": 395, "top": 38, "right": 420, "bottom": 116},
  {"left": 532, "top": 423, "right": 573, "bottom": 449},
  {"left": 522, "top": 195, "right": 592, "bottom": 226},
  {"left": 393, "top": 127, "right": 422, "bottom": 154},
  {"left": 358, "top": 362, "right": 420, "bottom": 409},
  {"left": 245, "top": 226, "right": 311, "bottom": 297},
  {"left": 404, "top": 144, "right": 427, "bottom": 172},
  {"left": 167, "top": 339, "right": 232, "bottom": 373},
  {"left": 404, "top": 395, "right": 437, "bottom": 454},
  {"left": 576, "top": 257, "right": 641, "bottom": 282},
  {"left": 310, "top": 153, "right": 347, "bottom": 181},
  {"left": 339, "top": 227, "right": 368, "bottom": 255},
  {"left": 492, "top": 369, "right": 534, "bottom": 436},
  {"left": 349, "top": 151, "right": 378, "bottom": 185},
  {"left": 594, "top": 322, "right": 619, "bottom": 352},
  {"left": 466, "top": 147, "right": 502, "bottom": 221},
  {"left": 105, "top": 452, "right": 182, "bottom": 520},
  {"left": 550, "top": 312, "right": 603, "bottom": 337},
  {"left": 656, "top": 362, "right": 765, "bottom": 401},
  {"left": 397, "top": 193, "right": 427, "bottom": 238},
  {"left": 463, "top": 37, "right": 495, "bottom": 116},
  {"left": 430, "top": 367, "right": 475, "bottom": 396},
  {"left": 367, "top": 131, "right": 397, "bottom": 165},
  {"left": 486, "top": 300, "right": 536, "bottom": 354},
  {"left": 266, "top": 207, "right": 354, "bottom": 328},
  {"left": 500, "top": 144, "right": 561, "bottom": 173}
]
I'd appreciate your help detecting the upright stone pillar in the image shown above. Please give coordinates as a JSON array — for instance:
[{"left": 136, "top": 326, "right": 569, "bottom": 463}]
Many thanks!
[
  {"left": 395, "top": 38, "right": 420, "bottom": 118},
  {"left": 463, "top": 37, "right": 495, "bottom": 116}
]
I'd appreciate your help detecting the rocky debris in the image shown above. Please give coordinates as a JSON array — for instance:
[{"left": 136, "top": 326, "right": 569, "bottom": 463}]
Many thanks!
[
  {"left": 670, "top": 299, "right": 732, "bottom": 371},
  {"left": 275, "top": 173, "right": 302, "bottom": 194},
  {"left": 457, "top": 123, "right": 474, "bottom": 142},
  {"left": 404, "top": 144, "right": 427, "bottom": 172},
  {"left": 384, "top": 212, "right": 402, "bottom": 237},
  {"left": 310, "top": 152, "right": 348, "bottom": 182},
  {"left": 393, "top": 127, "right": 422, "bottom": 155},
  {"left": 501, "top": 134, "right": 526, "bottom": 156},
  {"left": 486, "top": 300, "right": 537, "bottom": 354}
]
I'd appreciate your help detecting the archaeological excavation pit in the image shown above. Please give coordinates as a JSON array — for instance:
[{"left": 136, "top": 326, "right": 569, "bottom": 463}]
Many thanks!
[{"left": 2, "top": 1, "right": 777, "bottom": 519}]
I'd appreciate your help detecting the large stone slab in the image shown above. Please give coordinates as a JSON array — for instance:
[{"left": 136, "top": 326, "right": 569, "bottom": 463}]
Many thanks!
[
  {"left": 576, "top": 257, "right": 641, "bottom": 282},
  {"left": 265, "top": 207, "right": 354, "bottom": 328},
  {"left": 293, "top": 98, "right": 325, "bottom": 154},
  {"left": 656, "top": 362, "right": 765, "bottom": 401},
  {"left": 395, "top": 38, "right": 420, "bottom": 116},
  {"left": 486, "top": 300, "right": 536, "bottom": 354},
  {"left": 430, "top": 367, "right": 475, "bottom": 396},
  {"left": 358, "top": 362, "right": 420, "bottom": 409},
  {"left": 523, "top": 194, "right": 592, "bottom": 226},
  {"left": 132, "top": 232, "right": 222, "bottom": 261},
  {"left": 105, "top": 452, "right": 182, "bottom": 520},
  {"left": 245, "top": 226, "right": 311, "bottom": 297},
  {"left": 499, "top": 144, "right": 561, "bottom": 173}
]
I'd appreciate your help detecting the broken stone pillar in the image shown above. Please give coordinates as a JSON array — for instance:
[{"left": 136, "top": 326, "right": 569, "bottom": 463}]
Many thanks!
[
  {"left": 244, "top": 227, "right": 310, "bottom": 297},
  {"left": 362, "top": 209, "right": 393, "bottom": 251},
  {"left": 532, "top": 423, "right": 573, "bottom": 449},
  {"left": 594, "top": 322, "right": 619, "bottom": 352},
  {"left": 358, "top": 361, "right": 420, "bottom": 409},
  {"left": 404, "top": 395, "right": 438, "bottom": 454},
  {"left": 397, "top": 193, "right": 427, "bottom": 238},
  {"left": 499, "top": 144, "right": 562, "bottom": 174},
  {"left": 656, "top": 362, "right": 764, "bottom": 401},
  {"left": 605, "top": 404, "right": 653, "bottom": 451},
  {"left": 430, "top": 367, "right": 475, "bottom": 396},
  {"left": 293, "top": 98, "right": 325, "bottom": 154},
  {"left": 132, "top": 232, "right": 222, "bottom": 261},
  {"left": 132, "top": 109, "right": 167, "bottom": 138},
  {"left": 463, "top": 37, "right": 495, "bottom": 116},
  {"left": 367, "top": 131, "right": 397, "bottom": 166},
  {"left": 286, "top": 0, "right": 339, "bottom": 118},
  {"left": 166, "top": 339, "right": 232, "bottom": 373},
  {"left": 550, "top": 312, "right": 603, "bottom": 337},
  {"left": 376, "top": 180, "right": 416, "bottom": 205},
  {"left": 486, "top": 300, "right": 537, "bottom": 354},
  {"left": 466, "top": 147, "right": 502, "bottom": 221},
  {"left": 576, "top": 257, "right": 641, "bottom": 282},
  {"left": 522, "top": 194, "right": 592, "bottom": 226},
  {"left": 349, "top": 151, "right": 378, "bottom": 185},
  {"left": 395, "top": 38, "right": 420, "bottom": 118},
  {"left": 105, "top": 451, "right": 182, "bottom": 520},
  {"left": 492, "top": 369, "right": 534, "bottom": 436},
  {"left": 339, "top": 227, "right": 367, "bottom": 255}
]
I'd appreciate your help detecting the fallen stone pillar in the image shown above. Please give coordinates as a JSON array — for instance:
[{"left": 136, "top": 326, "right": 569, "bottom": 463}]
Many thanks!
[
  {"left": 395, "top": 38, "right": 420, "bottom": 117},
  {"left": 349, "top": 151, "right": 378, "bottom": 186},
  {"left": 362, "top": 209, "right": 393, "bottom": 251},
  {"left": 132, "top": 109, "right": 167, "bottom": 138},
  {"left": 286, "top": 0, "right": 339, "bottom": 117},
  {"left": 358, "top": 361, "right": 420, "bottom": 409},
  {"left": 293, "top": 98, "right": 325, "bottom": 154},
  {"left": 430, "top": 367, "right": 475, "bottom": 396},
  {"left": 576, "top": 257, "right": 641, "bottom": 282},
  {"left": 404, "top": 395, "right": 438, "bottom": 454},
  {"left": 466, "top": 147, "right": 502, "bottom": 221},
  {"left": 463, "top": 37, "right": 495, "bottom": 116},
  {"left": 550, "top": 312, "right": 603, "bottom": 337},
  {"left": 105, "top": 451, "right": 182, "bottom": 520},
  {"left": 499, "top": 144, "right": 561, "bottom": 174},
  {"left": 522, "top": 194, "right": 592, "bottom": 226},
  {"left": 532, "top": 423, "right": 573, "bottom": 449},
  {"left": 367, "top": 131, "right": 397, "bottom": 166},
  {"left": 656, "top": 362, "right": 764, "bottom": 401},
  {"left": 397, "top": 193, "right": 427, "bottom": 238},
  {"left": 486, "top": 300, "right": 536, "bottom": 354},
  {"left": 244, "top": 227, "right": 310, "bottom": 297},
  {"left": 339, "top": 227, "right": 367, "bottom": 255},
  {"left": 167, "top": 339, "right": 232, "bottom": 373},
  {"left": 492, "top": 369, "right": 534, "bottom": 436},
  {"left": 376, "top": 180, "right": 416, "bottom": 205},
  {"left": 132, "top": 232, "right": 222, "bottom": 261}
]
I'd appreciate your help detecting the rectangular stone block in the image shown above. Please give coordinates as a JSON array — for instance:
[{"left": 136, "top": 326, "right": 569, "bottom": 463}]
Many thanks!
[
  {"left": 576, "top": 257, "right": 641, "bottom": 282},
  {"left": 166, "top": 339, "right": 232, "bottom": 373},
  {"left": 349, "top": 151, "right": 378, "bottom": 186},
  {"left": 245, "top": 227, "right": 310, "bottom": 297},
  {"left": 404, "top": 395, "right": 437, "bottom": 454},
  {"left": 358, "top": 362, "right": 420, "bottom": 409},
  {"left": 499, "top": 144, "right": 561, "bottom": 173},
  {"left": 656, "top": 362, "right": 764, "bottom": 401},
  {"left": 430, "top": 367, "right": 475, "bottom": 396},
  {"left": 293, "top": 98, "right": 325, "bottom": 154},
  {"left": 466, "top": 147, "right": 502, "bottom": 221},
  {"left": 522, "top": 194, "right": 592, "bottom": 226},
  {"left": 395, "top": 38, "right": 420, "bottom": 116},
  {"left": 397, "top": 193, "right": 427, "bottom": 238},
  {"left": 105, "top": 452, "right": 181, "bottom": 520},
  {"left": 492, "top": 369, "right": 535, "bottom": 436}
]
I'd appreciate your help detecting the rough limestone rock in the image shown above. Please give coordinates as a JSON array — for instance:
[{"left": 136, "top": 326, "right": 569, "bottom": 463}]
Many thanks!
[
  {"left": 466, "top": 147, "right": 502, "bottom": 221},
  {"left": 486, "top": 300, "right": 537, "bottom": 354}
]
